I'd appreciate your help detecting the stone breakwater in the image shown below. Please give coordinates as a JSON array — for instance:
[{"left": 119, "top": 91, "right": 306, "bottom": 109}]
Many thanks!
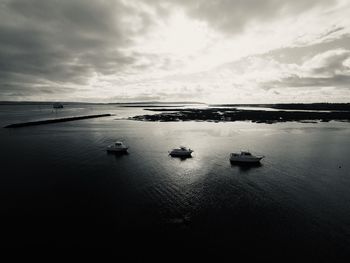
[{"left": 4, "top": 114, "right": 113, "bottom": 128}]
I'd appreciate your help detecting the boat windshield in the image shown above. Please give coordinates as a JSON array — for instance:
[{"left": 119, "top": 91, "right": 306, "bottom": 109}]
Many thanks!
[{"left": 242, "top": 152, "right": 251, "bottom": 156}]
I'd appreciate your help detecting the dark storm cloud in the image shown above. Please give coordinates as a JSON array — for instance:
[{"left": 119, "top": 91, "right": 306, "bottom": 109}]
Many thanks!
[
  {"left": 0, "top": 0, "right": 157, "bottom": 97},
  {"left": 149, "top": 0, "right": 337, "bottom": 34}
]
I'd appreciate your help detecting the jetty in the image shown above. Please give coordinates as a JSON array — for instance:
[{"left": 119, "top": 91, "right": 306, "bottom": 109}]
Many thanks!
[{"left": 4, "top": 114, "right": 112, "bottom": 128}]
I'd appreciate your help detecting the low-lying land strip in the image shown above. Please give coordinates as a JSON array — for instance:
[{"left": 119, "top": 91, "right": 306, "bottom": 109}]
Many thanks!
[{"left": 129, "top": 108, "right": 350, "bottom": 124}]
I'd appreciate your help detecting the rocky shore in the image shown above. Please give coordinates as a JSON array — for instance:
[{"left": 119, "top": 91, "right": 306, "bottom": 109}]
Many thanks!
[{"left": 129, "top": 108, "right": 350, "bottom": 124}]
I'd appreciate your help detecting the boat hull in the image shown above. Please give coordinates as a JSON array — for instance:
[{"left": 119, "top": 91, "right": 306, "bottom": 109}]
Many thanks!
[
  {"left": 106, "top": 147, "right": 128, "bottom": 153},
  {"left": 169, "top": 152, "right": 192, "bottom": 157},
  {"left": 230, "top": 154, "right": 264, "bottom": 163},
  {"left": 230, "top": 157, "right": 263, "bottom": 163}
]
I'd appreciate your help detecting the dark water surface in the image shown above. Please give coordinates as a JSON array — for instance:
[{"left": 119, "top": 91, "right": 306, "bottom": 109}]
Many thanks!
[{"left": 1, "top": 105, "right": 350, "bottom": 259}]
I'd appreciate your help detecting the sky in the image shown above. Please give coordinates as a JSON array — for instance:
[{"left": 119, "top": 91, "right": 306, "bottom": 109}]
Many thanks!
[{"left": 0, "top": 0, "right": 350, "bottom": 103}]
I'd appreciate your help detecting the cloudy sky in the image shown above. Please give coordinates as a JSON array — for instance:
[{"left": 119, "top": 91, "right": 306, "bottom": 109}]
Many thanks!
[{"left": 1, "top": 0, "right": 350, "bottom": 103}]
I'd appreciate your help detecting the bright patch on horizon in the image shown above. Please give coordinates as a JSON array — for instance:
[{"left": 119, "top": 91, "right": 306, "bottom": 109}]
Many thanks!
[{"left": 150, "top": 11, "right": 211, "bottom": 56}]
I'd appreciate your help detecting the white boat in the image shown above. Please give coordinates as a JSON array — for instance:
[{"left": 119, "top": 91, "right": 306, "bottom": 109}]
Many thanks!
[
  {"left": 230, "top": 151, "right": 264, "bottom": 163},
  {"left": 106, "top": 141, "right": 128, "bottom": 153},
  {"left": 169, "top": 146, "right": 193, "bottom": 157}
]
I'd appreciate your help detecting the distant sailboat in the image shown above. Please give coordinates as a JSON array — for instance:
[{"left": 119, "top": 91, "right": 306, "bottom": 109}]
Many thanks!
[{"left": 53, "top": 102, "right": 64, "bottom": 109}]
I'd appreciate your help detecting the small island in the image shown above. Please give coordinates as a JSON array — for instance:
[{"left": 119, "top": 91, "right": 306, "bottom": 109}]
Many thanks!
[{"left": 129, "top": 106, "right": 350, "bottom": 124}]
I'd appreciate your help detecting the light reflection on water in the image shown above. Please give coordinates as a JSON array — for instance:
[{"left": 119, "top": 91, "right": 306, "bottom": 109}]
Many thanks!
[{"left": 0, "top": 104, "right": 350, "bottom": 257}]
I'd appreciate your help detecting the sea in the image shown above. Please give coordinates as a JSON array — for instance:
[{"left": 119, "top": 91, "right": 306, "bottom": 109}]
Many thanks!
[{"left": 1, "top": 104, "right": 349, "bottom": 259}]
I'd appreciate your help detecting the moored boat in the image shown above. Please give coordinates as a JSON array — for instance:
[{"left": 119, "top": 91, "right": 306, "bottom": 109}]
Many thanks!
[
  {"left": 106, "top": 141, "right": 128, "bottom": 153},
  {"left": 53, "top": 102, "right": 64, "bottom": 109},
  {"left": 169, "top": 146, "right": 193, "bottom": 157},
  {"left": 230, "top": 151, "right": 264, "bottom": 163}
]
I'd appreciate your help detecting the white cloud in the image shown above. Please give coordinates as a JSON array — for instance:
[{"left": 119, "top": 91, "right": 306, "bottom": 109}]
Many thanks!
[{"left": 301, "top": 49, "right": 350, "bottom": 77}]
